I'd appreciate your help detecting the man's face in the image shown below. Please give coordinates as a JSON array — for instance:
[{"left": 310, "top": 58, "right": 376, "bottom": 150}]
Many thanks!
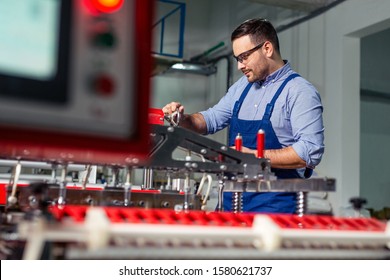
[{"left": 232, "top": 35, "right": 268, "bottom": 82}]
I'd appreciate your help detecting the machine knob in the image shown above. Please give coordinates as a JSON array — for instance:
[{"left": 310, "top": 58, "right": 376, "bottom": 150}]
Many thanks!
[
  {"left": 138, "top": 200, "right": 145, "bottom": 207},
  {"left": 161, "top": 201, "right": 170, "bottom": 208},
  {"left": 349, "top": 197, "right": 367, "bottom": 210}
]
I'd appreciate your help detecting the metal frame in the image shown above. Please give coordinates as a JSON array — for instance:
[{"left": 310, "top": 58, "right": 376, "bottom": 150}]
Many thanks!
[{"left": 153, "top": 0, "right": 186, "bottom": 58}]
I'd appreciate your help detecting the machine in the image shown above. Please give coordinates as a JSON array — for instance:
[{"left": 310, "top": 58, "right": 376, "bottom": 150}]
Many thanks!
[{"left": 1, "top": 123, "right": 389, "bottom": 260}]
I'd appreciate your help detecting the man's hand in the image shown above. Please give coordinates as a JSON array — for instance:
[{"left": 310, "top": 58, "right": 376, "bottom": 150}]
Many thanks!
[
  {"left": 162, "top": 102, "right": 185, "bottom": 127},
  {"left": 162, "top": 102, "right": 184, "bottom": 115},
  {"left": 161, "top": 102, "right": 207, "bottom": 134}
]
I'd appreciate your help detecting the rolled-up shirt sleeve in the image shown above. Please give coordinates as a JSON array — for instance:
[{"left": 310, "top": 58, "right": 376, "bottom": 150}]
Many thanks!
[{"left": 287, "top": 81, "right": 325, "bottom": 168}]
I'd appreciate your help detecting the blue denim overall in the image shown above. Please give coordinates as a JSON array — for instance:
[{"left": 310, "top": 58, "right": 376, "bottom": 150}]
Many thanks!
[{"left": 224, "top": 74, "right": 301, "bottom": 213}]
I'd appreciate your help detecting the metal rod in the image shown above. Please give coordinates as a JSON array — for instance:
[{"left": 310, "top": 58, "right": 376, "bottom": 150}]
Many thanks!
[
  {"left": 217, "top": 177, "right": 225, "bottom": 212},
  {"left": 7, "top": 160, "right": 22, "bottom": 206},
  {"left": 58, "top": 165, "right": 68, "bottom": 206},
  {"left": 183, "top": 172, "right": 190, "bottom": 212},
  {"left": 123, "top": 167, "right": 132, "bottom": 207}
]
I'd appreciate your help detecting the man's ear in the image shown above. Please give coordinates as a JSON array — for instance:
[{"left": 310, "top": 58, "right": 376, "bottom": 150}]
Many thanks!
[{"left": 263, "top": 41, "right": 274, "bottom": 57}]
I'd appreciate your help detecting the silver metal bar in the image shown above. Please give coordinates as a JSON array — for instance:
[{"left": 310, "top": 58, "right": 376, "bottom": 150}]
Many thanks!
[
  {"left": 0, "top": 160, "right": 86, "bottom": 171},
  {"left": 223, "top": 177, "right": 336, "bottom": 193}
]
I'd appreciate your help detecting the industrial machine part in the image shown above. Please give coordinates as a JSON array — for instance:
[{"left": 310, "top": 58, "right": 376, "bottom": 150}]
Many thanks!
[
  {"left": 2, "top": 182, "right": 201, "bottom": 211},
  {"left": 0, "top": 123, "right": 340, "bottom": 260},
  {"left": 148, "top": 124, "right": 271, "bottom": 177},
  {"left": 2, "top": 206, "right": 388, "bottom": 260},
  {"left": 147, "top": 124, "right": 335, "bottom": 214},
  {"left": 0, "top": 124, "right": 335, "bottom": 214}
]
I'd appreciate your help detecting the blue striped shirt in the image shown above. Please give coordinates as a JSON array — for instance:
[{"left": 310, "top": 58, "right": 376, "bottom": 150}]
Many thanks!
[{"left": 200, "top": 61, "right": 324, "bottom": 170}]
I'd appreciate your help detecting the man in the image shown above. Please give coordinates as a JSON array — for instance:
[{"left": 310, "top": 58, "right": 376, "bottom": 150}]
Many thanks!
[{"left": 162, "top": 18, "right": 324, "bottom": 213}]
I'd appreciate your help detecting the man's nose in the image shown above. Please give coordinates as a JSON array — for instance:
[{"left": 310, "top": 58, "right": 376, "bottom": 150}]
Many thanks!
[{"left": 237, "top": 60, "right": 245, "bottom": 70}]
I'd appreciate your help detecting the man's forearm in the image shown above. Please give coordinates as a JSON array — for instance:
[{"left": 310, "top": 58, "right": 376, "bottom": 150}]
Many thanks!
[
  {"left": 180, "top": 113, "right": 207, "bottom": 134},
  {"left": 240, "top": 145, "right": 306, "bottom": 169},
  {"left": 264, "top": 146, "right": 306, "bottom": 169}
]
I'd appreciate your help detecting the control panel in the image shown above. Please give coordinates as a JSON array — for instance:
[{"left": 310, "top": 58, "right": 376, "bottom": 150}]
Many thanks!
[{"left": 0, "top": 0, "right": 153, "bottom": 164}]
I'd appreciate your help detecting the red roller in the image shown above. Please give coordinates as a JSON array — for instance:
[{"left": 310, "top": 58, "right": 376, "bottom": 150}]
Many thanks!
[
  {"left": 235, "top": 133, "right": 242, "bottom": 152},
  {"left": 257, "top": 129, "right": 264, "bottom": 158}
]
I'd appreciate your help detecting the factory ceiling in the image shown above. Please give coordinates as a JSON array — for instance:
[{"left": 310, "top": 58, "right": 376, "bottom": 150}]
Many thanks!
[
  {"left": 239, "top": 0, "right": 346, "bottom": 32},
  {"left": 247, "top": 0, "right": 341, "bottom": 12},
  {"left": 152, "top": 0, "right": 346, "bottom": 75}
]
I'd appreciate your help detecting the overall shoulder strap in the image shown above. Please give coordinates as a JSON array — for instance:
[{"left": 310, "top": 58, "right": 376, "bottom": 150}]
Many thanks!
[
  {"left": 263, "top": 73, "right": 300, "bottom": 120},
  {"left": 233, "top": 82, "right": 253, "bottom": 116}
]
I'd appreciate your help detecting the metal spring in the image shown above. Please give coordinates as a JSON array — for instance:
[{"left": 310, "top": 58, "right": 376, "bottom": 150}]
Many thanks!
[
  {"left": 295, "top": 191, "right": 308, "bottom": 216},
  {"left": 232, "top": 192, "right": 243, "bottom": 213}
]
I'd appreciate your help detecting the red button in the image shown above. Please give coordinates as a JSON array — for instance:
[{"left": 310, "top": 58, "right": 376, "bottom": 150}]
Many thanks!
[{"left": 94, "top": 74, "right": 115, "bottom": 96}]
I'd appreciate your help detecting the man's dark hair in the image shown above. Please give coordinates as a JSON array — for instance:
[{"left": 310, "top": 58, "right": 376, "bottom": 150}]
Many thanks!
[{"left": 231, "top": 18, "right": 280, "bottom": 54}]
